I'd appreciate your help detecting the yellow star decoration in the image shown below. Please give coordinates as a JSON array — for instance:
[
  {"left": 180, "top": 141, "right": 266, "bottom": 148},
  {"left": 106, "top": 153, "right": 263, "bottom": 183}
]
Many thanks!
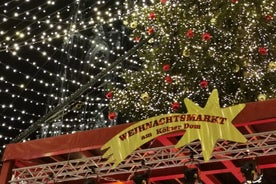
[{"left": 175, "top": 89, "right": 247, "bottom": 161}]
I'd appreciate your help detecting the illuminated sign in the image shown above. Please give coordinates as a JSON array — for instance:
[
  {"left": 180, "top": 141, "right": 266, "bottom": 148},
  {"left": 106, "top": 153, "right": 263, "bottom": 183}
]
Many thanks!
[{"left": 101, "top": 89, "right": 247, "bottom": 168}]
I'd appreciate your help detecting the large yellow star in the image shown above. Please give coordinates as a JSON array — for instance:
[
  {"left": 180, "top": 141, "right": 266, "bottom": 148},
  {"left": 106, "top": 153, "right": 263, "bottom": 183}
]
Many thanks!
[{"left": 175, "top": 89, "right": 247, "bottom": 161}]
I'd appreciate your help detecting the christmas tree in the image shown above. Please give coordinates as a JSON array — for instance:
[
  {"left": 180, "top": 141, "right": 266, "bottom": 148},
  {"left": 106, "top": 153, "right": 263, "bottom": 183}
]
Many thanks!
[{"left": 107, "top": 0, "right": 275, "bottom": 123}]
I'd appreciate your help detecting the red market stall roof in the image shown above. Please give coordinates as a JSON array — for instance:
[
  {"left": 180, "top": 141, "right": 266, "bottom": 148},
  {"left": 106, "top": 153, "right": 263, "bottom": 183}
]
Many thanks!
[{"left": 1, "top": 99, "right": 276, "bottom": 184}]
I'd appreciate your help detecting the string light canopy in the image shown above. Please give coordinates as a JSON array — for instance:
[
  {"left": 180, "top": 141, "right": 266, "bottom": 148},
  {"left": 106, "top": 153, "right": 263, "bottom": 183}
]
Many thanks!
[{"left": 0, "top": 0, "right": 143, "bottom": 154}]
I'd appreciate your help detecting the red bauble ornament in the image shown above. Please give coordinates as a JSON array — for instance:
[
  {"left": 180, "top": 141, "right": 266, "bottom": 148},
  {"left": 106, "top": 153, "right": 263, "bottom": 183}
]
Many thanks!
[
  {"left": 165, "top": 76, "right": 172, "bottom": 84},
  {"left": 202, "top": 32, "right": 211, "bottom": 41},
  {"left": 200, "top": 80, "right": 209, "bottom": 88},
  {"left": 134, "top": 36, "right": 140, "bottom": 42},
  {"left": 147, "top": 27, "right": 154, "bottom": 34},
  {"left": 264, "top": 15, "right": 273, "bottom": 21},
  {"left": 186, "top": 29, "right": 194, "bottom": 38},
  {"left": 172, "top": 102, "right": 180, "bottom": 111},
  {"left": 231, "top": 0, "right": 238, "bottom": 3},
  {"left": 160, "top": 0, "right": 167, "bottom": 4},
  {"left": 149, "top": 12, "right": 156, "bottom": 19},
  {"left": 258, "top": 47, "right": 268, "bottom": 55},
  {"left": 105, "top": 91, "right": 113, "bottom": 99},
  {"left": 108, "top": 112, "right": 116, "bottom": 120},
  {"left": 163, "top": 64, "right": 170, "bottom": 72}
]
